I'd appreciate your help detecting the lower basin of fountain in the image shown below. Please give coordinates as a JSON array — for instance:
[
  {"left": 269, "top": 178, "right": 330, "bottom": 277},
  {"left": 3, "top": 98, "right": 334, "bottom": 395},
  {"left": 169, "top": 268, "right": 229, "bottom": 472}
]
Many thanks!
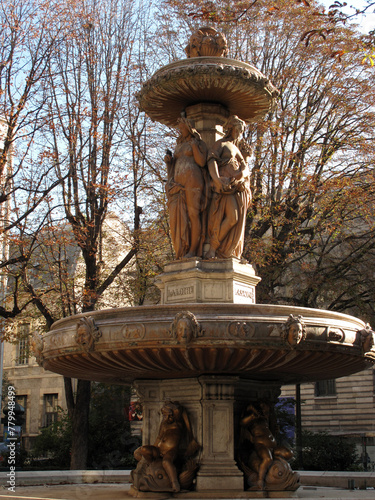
[{"left": 40, "top": 303, "right": 373, "bottom": 385}]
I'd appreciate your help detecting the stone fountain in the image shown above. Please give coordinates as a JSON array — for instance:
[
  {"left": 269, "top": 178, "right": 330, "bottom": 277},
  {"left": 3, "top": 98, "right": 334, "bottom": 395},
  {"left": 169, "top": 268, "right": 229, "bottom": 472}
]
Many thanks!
[{"left": 39, "top": 27, "right": 375, "bottom": 498}]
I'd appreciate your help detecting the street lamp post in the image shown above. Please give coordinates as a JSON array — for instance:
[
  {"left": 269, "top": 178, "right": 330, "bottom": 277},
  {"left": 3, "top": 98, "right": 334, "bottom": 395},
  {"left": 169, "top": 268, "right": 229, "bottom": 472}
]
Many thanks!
[{"left": 296, "top": 383, "right": 303, "bottom": 468}]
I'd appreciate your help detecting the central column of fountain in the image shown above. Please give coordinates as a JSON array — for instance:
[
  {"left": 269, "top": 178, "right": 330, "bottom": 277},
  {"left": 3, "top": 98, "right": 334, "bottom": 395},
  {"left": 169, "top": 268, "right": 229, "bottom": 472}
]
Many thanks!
[{"left": 133, "top": 27, "right": 292, "bottom": 495}]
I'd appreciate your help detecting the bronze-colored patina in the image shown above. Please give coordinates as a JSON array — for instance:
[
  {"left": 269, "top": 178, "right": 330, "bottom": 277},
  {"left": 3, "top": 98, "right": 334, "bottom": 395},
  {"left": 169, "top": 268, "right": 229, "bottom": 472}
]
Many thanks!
[
  {"left": 131, "top": 401, "right": 200, "bottom": 494},
  {"left": 206, "top": 115, "right": 251, "bottom": 259},
  {"left": 165, "top": 118, "right": 208, "bottom": 259},
  {"left": 238, "top": 401, "right": 300, "bottom": 491},
  {"left": 41, "top": 303, "right": 372, "bottom": 384}
]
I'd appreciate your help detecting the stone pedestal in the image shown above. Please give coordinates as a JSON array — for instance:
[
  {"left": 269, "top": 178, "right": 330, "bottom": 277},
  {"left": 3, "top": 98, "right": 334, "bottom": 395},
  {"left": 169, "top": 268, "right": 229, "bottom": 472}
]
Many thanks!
[
  {"left": 196, "top": 376, "right": 244, "bottom": 491},
  {"left": 156, "top": 258, "right": 261, "bottom": 305},
  {"left": 133, "top": 377, "right": 282, "bottom": 494}
]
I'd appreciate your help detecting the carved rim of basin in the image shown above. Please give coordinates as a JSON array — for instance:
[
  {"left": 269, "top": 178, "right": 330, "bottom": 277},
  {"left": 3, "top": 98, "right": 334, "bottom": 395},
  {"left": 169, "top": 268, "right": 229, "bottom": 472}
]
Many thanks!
[
  {"left": 39, "top": 304, "right": 374, "bottom": 385},
  {"left": 137, "top": 57, "right": 279, "bottom": 126}
]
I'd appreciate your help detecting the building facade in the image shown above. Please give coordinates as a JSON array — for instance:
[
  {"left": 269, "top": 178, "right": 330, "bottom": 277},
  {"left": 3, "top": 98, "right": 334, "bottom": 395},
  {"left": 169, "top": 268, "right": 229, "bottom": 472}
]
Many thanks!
[
  {"left": 281, "top": 366, "right": 375, "bottom": 468},
  {"left": 2, "top": 324, "right": 67, "bottom": 451}
]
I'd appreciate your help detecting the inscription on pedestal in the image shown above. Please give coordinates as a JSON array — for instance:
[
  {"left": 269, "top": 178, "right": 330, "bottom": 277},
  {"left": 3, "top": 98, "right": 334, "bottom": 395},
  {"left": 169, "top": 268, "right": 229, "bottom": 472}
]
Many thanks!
[
  {"left": 166, "top": 283, "right": 196, "bottom": 302},
  {"left": 158, "top": 259, "right": 261, "bottom": 304},
  {"left": 234, "top": 284, "right": 255, "bottom": 304}
]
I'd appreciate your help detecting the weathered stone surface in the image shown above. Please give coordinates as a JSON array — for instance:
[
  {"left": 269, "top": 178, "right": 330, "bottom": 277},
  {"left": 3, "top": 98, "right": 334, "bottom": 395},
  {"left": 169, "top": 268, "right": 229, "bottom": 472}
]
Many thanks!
[
  {"left": 137, "top": 57, "right": 279, "bottom": 126},
  {"left": 185, "top": 27, "right": 228, "bottom": 58},
  {"left": 41, "top": 25, "right": 375, "bottom": 497},
  {"left": 164, "top": 118, "right": 208, "bottom": 259},
  {"left": 157, "top": 258, "right": 261, "bottom": 305},
  {"left": 41, "top": 303, "right": 373, "bottom": 384},
  {"left": 133, "top": 378, "right": 280, "bottom": 493},
  {"left": 141, "top": 37, "right": 278, "bottom": 264}
]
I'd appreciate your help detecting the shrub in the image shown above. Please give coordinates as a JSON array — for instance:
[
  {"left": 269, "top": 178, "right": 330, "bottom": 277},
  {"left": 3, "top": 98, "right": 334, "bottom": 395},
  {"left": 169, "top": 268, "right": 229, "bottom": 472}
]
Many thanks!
[{"left": 293, "top": 430, "right": 360, "bottom": 471}]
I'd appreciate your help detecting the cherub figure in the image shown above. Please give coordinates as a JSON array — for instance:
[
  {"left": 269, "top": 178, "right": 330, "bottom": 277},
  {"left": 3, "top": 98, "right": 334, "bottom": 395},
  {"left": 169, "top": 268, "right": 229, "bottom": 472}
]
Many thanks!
[
  {"left": 239, "top": 401, "right": 295, "bottom": 491},
  {"left": 132, "top": 401, "right": 200, "bottom": 493}
]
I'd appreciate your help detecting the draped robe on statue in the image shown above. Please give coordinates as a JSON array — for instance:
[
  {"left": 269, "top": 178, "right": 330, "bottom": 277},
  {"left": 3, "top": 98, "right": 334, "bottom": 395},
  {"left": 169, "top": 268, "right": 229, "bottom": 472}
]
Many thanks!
[{"left": 207, "top": 152, "right": 251, "bottom": 259}]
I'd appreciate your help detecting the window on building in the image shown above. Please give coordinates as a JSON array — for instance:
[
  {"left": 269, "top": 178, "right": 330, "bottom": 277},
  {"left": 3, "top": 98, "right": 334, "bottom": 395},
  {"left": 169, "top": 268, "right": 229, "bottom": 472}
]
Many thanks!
[
  {"left": 16, "top": 324, "right": 30, "bottom": 365},
  {"left": 373, "top": 369, "right": 375, "bottom": 394},
  {"left": 315, "top": 379, "right": 336, "bottom": 397},
  {"left": 43, "top": 394, "right": 59, "bottom": 427}
]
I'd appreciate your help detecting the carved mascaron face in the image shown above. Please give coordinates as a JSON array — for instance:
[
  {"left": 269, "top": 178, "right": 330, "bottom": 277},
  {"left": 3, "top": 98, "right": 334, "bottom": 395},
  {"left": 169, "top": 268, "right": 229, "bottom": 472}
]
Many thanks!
[
  {"left": 76, "top": 324, "right": 90, "bottom": 346},
  {"left": 361, "top": 327, "right": 375, "bottom": 353},
  {"left": 287, "top": 322, "right": 304, "bottom": 346},
  {"left": 176, "top": 318, "right": 192, "bottom": 343},
  {"left": 75, "top": 318, "right": 101, "bottom": 352}
]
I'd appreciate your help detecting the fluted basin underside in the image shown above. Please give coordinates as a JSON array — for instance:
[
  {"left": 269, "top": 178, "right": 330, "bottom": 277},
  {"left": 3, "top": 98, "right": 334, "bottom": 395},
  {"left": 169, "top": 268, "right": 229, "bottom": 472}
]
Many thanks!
[
  {"left": 41, "top": 304, "right": 374, "bottom": 385},
  {"left": 137, "top": 57, "right": 279, "bottom": 126}
]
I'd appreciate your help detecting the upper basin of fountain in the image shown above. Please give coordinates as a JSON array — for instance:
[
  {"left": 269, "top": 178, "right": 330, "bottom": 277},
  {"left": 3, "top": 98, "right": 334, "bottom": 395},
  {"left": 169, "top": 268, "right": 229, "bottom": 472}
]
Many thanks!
[{"left": 137, "top": 56, "right": 279, "bottom": 126}]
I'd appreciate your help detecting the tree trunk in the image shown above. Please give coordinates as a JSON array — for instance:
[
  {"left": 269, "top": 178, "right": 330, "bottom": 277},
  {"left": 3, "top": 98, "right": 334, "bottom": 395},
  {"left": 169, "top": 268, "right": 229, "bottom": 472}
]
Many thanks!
[
  {"left": 64, "top": 377, "right": 74, "bottom": 420},
  {"left": 69, "top": 379, "right": 91, "bottom": 470}
]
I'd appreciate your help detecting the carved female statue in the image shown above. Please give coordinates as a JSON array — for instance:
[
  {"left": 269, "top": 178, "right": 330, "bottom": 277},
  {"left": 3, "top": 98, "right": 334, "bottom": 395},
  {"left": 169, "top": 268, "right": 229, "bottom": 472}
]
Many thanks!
[
  {"left": 205, "top": 115, "right": 251, "bottom": 260},
  {"left": 164, "top": 118, "right": 208, "bottom": 259}
]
